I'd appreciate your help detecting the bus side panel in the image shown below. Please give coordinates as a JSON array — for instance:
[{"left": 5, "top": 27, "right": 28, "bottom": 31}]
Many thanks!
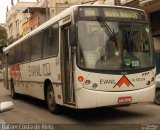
[
  {"left": 53, "top": 84, "right": 64, "bottom": 105},
  {"left": 9, "top": 57, "right": 63, "bottom": 104}
]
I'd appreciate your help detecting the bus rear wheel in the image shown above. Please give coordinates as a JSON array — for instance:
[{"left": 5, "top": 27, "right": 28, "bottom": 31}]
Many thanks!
[
  {"left": 46, "top": 84, "right": 62, "bottom": 114},
  {"left": 11, "top": 81, "right": 18, "bottom": 99},
  {"left": 155, "top": 88, "right": 160, "bottom": 105}
]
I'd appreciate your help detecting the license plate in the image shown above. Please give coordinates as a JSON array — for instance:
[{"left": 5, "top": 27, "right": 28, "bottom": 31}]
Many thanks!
[{"left": 118, "top": 96, "right": 132, "bottom": 104}]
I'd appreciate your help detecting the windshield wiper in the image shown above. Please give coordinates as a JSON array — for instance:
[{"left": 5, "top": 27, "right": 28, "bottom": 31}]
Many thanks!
[{"left": 97, "top": 16, "right": 119, "bottom": 52}]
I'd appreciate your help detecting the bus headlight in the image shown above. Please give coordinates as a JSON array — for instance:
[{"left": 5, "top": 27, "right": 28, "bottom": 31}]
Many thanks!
[
  {"left": 85, "top": 80, "right": 91, "bottom": 85},
  {"left": 151, "top": 77, "right": 154, "bottom": 82},
  {"left": 146, "top": 81, "right": 150, "bottom": 86}
]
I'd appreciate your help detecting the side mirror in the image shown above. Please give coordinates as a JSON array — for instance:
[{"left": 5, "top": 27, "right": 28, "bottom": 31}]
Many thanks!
[
  {"left": 0, "top": 101, "right": 13, "bottom": 113},
  {"left": 69, "top": 25, "right": 76, "bottom": 47}
]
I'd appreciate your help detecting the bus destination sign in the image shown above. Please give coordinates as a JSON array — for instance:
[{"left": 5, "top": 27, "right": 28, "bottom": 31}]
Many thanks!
[
  {"left": 79, "top": 7, "right": 145, "bottom": 20},
  {"left": 103, "top": 8, "right": 143, "bottom": 19}
]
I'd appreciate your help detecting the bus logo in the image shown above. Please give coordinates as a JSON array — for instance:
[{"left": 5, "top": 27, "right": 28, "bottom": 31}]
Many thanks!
[{"left": 114, "top": 75, "right": 134, "bottom": 88}]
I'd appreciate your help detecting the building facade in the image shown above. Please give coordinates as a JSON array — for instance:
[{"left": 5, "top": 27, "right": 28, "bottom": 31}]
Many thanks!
[
  {"left": 6, "top": 1, "right": 38, "bottom": 44},
  {"left": 22, "top": 7, "right": 46, "bottom": 35}
]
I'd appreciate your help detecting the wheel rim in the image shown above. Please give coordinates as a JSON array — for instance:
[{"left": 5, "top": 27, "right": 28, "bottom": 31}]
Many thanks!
[{"left": 47, "top": 88, "right": 55, "bottom": 109}]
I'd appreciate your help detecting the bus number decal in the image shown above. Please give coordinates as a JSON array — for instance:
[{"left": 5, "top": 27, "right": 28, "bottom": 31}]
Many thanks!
[
  {"left": 29, "top": 63, "right": 51, "bottom": 77},
  {"left": 131, "top": 78, "right": 145, "bottom": 82},
  {"left": 43, "top": 63, "right": 51, "bottom": 76},
  {"left": 29, "top": 65, "right": 42, "bottom": 76},
  {"left": 142, "top": 72, "right": 149, "bottom": 77}
]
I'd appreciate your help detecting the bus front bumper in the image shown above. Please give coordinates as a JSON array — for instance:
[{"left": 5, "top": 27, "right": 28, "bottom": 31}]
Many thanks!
[{"left": 76, "top": 84, "right": 156, "bottom": 109}]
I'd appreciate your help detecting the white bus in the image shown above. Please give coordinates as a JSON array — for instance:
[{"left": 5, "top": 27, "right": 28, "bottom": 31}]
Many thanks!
[{"left": 3, "top": 5, "right": 156, "bottom": 114}]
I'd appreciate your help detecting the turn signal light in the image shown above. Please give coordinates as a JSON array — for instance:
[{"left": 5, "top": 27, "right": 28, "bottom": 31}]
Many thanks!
[{"left": 78, "top": 76, "right": 84, "bottom": 82}]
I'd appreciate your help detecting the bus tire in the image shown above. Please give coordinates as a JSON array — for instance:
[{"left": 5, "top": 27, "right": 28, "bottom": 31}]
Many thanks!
[
  {"left": 46, "top": 84, "right": 62, "bottom": 114},
  {"left": 155, "top": 88, "right": 160, "bottom": 105},
  {"left": 11, "top": 81, "right": 18, "bottom": 99}
]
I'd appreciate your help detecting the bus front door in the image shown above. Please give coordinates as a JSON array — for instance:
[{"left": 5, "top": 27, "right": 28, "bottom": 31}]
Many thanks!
[{"left": 62, "top": 28, "right": 75, "bottom": 105}]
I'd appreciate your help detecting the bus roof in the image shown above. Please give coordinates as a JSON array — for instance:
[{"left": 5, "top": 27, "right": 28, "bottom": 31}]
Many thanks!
[{"left": 3, "top": 4, "right": 145, "bottom": 53}]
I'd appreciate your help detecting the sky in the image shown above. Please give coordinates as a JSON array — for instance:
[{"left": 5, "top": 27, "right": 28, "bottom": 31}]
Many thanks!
[{"left": 0, "top": 0, "right": 37, "bottom": 23}]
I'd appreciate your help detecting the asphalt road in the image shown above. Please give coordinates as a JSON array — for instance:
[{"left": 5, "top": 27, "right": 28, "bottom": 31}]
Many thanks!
[{"left": 0, "top": 82, "right": 160, "bottom": 130}]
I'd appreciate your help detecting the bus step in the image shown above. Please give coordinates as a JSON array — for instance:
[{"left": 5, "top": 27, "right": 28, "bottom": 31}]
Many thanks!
[{"left": 64, "top": 103, "right": 76, "bottom": 109}]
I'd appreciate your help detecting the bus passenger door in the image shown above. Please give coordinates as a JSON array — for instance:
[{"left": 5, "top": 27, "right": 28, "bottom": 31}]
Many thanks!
[{"left": 62, "top": 27, "right": 75, "bottom": 105}]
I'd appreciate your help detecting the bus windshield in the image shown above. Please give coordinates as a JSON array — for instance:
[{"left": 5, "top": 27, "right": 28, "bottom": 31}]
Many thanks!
[{"left": 77, "top": 20, "right": 154, "bottom": 71}]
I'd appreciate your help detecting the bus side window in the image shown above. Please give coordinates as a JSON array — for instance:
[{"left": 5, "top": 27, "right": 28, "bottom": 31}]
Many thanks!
[
  {"left": 31, "top": 32, "right": 42, "bottom": 60},
  {"left": 22, "top": 39, "right": 30, "bottom": 62},
  {"left": 8, "top": 47, "right": 15, "bottom": 65},
  {"left": 42, "top": 25, "right": 59, "bottom": 58},
  {"left": 15, "top": 44, "right": 22, "bottom": 63},
  {"left": 51, "top": 26, "right": 59, "bottom": 56},
  {"left": 42, "top": 28, "right": 50, "bottom": 58}
]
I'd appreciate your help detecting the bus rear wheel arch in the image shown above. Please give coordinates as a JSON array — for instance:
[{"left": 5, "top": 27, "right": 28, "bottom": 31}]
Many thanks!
[{"left": 45, "top": 82, "right": 62, "bottom": 114}]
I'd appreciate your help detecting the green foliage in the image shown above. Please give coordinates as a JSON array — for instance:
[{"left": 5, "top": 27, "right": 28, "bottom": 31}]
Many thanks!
[{"left": 0, "top": 25, "right": 7, "bottom": 47}]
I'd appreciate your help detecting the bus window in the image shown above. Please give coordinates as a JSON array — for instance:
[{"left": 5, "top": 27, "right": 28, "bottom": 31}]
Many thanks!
[
  {"left": 31, "top": 32, "right": 42, "bottom": 60},
  {"left": 8, "top": 47, "right": 15, "bottom": 65},
  {"left": 15, "top": 44, "right": 22, "bottom": 63},
  {"left": 42, "top": 25, "right": 59, "bottom": 58},
  {"left": 22, "top": 39, "right": 30, "bottom": 62}
]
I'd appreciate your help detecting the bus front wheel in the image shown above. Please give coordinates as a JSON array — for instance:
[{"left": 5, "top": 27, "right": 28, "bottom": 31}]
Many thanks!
[
  {"left": 155, "top": 88, "right": 160, "bottom": 105},
  {"left": 46, "top": 84, "right": 62, "bottom": 114}
]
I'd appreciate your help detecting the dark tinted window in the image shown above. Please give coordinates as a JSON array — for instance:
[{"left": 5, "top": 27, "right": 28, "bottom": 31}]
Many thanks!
[
  {"left": 22, "top": 39, "right": 30, "bottom": 62},
  {"left": 15, "top": 44, "right": 22, "bottom": 63},
  {"left": 31, "top": 32, "right": 42, "bottom": 60},
  {"left": 42, "top": 25, "right": 59, "bottom": 58},
  {"left": 8, "top": 47, "right": 15, "bottom": 65}
]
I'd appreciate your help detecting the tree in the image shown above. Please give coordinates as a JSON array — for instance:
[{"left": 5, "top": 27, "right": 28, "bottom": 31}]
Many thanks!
[{"left": 0, "top": 26, "right": 7, "bottom": 53}]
